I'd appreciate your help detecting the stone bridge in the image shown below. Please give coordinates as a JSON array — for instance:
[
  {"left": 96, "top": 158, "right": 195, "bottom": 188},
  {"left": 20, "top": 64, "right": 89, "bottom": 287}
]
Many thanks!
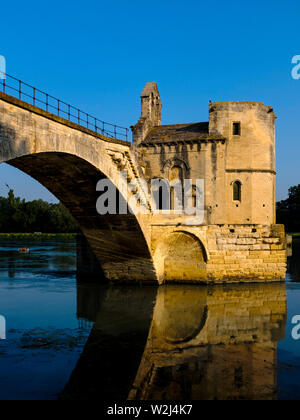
[
  {"left": 0, "top": 91, "right": 157, "bottom": 283},
  {"left": 0, "top": 79, "right": 287, "bottom": 284}
]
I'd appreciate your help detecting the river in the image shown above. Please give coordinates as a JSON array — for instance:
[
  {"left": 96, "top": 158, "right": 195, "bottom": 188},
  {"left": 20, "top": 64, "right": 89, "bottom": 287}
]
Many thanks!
[{"left": 0, "top": 237, "right": 299, "bottom": 400}]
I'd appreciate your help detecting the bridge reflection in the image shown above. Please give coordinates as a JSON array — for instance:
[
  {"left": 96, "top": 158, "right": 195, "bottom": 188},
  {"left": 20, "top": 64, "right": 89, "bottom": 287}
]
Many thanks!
[{"left": 62, "top": 282, "right": 287, "bottom": 400}]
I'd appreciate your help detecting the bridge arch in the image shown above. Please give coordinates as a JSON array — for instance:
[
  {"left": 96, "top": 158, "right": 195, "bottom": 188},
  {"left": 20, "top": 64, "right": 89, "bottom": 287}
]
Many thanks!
[
  {"left": 153, "top": 231, "right": 208, "bottom": 284},
  {"left": 0, "top": 94, "right": 158, "bottom": 283},
  {"left": 4, "top": 151, "right": 157, "bottom": 283}
]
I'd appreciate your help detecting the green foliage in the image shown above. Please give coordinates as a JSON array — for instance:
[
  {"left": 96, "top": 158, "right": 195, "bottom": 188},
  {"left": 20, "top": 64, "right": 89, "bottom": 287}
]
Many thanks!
[
  {"left": 0, "top": 190, "right": 79, "bottom": 233},
  {"left": 277, "top": 184, "right": 300, "bottom": 233}
]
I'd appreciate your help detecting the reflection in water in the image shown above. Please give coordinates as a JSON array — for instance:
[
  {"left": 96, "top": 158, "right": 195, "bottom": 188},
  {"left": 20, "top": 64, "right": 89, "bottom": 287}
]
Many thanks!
[
  {"left": 64, "top": 282, "right": 287, "bottom": 401},
  {"left": 61, "top": 286, "right": 157, "bottom": 400},
  {"left": 0, "top": 238, "right": 89, "bottom": 400},
  {"left": 8, "top": 253, "right": 15, "bottom": 279},
  {"left": 129, "top": 284, "right": 287, "bottom": 400},
  {"left": 1, "top": 237, "right": 299, "bottom": 400}
]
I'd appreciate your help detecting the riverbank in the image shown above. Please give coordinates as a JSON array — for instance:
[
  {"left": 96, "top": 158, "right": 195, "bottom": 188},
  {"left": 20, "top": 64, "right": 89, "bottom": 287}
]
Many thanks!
[{"left": 0, "top": 233, "right": 77, "bottom": 239}]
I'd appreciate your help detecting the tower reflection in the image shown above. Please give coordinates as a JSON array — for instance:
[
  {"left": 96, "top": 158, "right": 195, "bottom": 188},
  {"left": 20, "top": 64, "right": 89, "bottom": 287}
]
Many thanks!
[
  {"left": 62, "top": 282, "right": 287, "bottom": 401},
  {"left": 129, "top": 284, "right": 287, "bottom": 401}
]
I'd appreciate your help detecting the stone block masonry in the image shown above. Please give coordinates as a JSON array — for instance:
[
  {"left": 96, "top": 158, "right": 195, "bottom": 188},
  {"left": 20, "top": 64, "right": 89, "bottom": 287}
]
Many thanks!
[{"left": 206, "top": 225, "right": 286, "bottom": 282}]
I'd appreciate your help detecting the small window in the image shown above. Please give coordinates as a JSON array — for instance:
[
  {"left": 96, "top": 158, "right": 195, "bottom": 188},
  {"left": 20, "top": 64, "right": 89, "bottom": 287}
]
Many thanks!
[
  {"left": 192, "top": 185, "right": 198, "bottom": 208},
  {"left": 158, "top": 185, "right": 164, "bottom": 210},
  {"left": 233, "top": 181, "right": 242, "bottom": 202},
  {"left": 233, "top": 122, "right": 241, "bottom": 136},
  {"left": 170, "top": 187, "right": 175, "bottom": 210},
  {"left": 153, "top": 179, "right": 170, "bottom": 211}
]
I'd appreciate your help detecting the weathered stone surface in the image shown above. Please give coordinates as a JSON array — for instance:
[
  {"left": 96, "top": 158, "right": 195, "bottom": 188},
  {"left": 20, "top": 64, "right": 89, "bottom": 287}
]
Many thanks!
[
  {"left": 0, "top": 92, "right": 157, "bottom": 284},
  {"left": 132, "top": 84, "right": 287, "bottom": 283},
  {"left": 0, "top": 85, "right": 287, "bottom": 284}
]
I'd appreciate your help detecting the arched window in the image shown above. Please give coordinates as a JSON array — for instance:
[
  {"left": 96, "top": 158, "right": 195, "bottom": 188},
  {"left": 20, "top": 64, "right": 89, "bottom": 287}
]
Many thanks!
[
  {"left": 169, "top": 166, "right": 183, "bottom": 211},
  {"left": 192, "top": 185, "right": 198, "bottom": 208},
  {"left": 183, "top": 184, "right": 201, "bottom": 214},
  {"left": 158, "top": 184, "right": 164, "bottom": 210},
  {"left": 152, "top": 179, "right": 170, "bottom": 211},
  {"left": 170, "top": 186, "right": 175, "bottom": 210},
  {"left": 233, "top": 181, "right": 242, "bottom": 202},
  {"left": 170, "top": 183, "right": 183, "bottom": 211},
  {"left": 169, "top": 166, "right": 183, "bottom": 182}
]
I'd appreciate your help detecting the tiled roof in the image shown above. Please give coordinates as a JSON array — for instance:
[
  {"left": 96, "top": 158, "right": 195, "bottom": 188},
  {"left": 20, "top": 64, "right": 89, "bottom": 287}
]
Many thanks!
[{"left": 140, "top": 122, "right": 224, "bottom": 144}]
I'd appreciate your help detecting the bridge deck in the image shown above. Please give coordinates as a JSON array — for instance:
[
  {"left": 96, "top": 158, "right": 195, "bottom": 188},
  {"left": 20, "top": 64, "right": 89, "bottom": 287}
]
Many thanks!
[{"left": 0, "top": 91, "right": 131, "bottom": 147}]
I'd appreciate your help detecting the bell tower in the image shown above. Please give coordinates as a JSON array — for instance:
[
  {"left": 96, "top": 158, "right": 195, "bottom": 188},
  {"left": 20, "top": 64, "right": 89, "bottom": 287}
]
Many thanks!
[{"left": 131, "top": 82, "right": 162, "bottom": 146}]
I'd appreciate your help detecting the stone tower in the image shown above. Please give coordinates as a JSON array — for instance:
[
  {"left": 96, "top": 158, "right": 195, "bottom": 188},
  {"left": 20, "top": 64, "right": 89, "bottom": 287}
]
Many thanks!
[
  {"left": 131, "top": 82, "right": 162, "bottom": 146},
  {"left": 131, "top": 82, "right": 286, "bottom": 284},
  {"left": 209, "top": 102, "right": 277, "bottom": 226}
]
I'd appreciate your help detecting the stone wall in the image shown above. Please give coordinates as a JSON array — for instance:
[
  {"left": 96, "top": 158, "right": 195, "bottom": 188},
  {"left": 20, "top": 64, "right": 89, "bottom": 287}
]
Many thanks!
[
  {"left": 151, "top": 224, "right": 287, "bottom": 284},
  {"left": 206, "top": 224, "right": 286, "bottom": 282}
]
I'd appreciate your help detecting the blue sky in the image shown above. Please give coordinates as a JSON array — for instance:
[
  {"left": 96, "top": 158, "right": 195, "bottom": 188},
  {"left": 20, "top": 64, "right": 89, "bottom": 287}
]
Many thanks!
[{"left": 0, "top": 0, "right": 299, "bottom": 201}]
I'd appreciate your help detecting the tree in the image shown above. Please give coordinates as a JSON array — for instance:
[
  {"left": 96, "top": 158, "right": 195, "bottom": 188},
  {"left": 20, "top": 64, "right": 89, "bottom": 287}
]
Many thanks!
[
  {"left": 277, "top": 185, "right": 300, "bottom": 232},
  {"left": 0, "top": 190, "right": 78, "bottom": 233}
]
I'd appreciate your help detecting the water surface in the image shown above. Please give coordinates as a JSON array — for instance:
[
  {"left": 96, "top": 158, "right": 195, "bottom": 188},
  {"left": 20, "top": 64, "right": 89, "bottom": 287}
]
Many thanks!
[
  {"left": 0, "top": 238, "right": 92, "bottom": 400},
  {"left": 0, "top": 237, "right": 299, "bottom": 400}
]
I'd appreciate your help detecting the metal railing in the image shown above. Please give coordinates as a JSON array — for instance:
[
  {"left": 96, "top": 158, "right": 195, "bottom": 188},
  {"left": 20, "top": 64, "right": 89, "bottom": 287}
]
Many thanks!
[{"left": 0, "top": 71, "right": 130, "bottom": 141}]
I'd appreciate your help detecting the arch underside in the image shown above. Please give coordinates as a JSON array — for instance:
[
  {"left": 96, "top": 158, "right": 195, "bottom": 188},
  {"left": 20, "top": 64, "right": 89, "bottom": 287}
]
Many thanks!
[
  {"left": 154, "top": 231, "right": 207, "bottom": 283},
  {"left": 6, "top": 152, "right": 157, "bottom": 284}
]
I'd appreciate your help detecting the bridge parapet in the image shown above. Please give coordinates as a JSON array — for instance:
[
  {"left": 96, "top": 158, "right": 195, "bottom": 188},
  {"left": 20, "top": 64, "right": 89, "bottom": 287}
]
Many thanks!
[{"left": 0, "top": 71, "right": 130, "bottom": 141}]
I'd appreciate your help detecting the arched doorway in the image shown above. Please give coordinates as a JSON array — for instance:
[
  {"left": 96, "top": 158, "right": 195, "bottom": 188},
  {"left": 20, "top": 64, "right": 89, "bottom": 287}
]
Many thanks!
[{"left": 154, "top": 231, "right": 207, "bottom": 283}]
